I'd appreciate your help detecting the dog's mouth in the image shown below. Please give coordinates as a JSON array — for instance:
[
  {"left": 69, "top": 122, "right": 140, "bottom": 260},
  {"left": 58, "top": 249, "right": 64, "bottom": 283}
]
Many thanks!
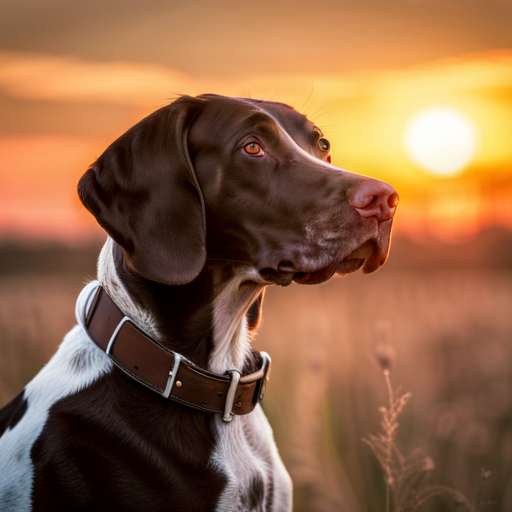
[
  {"left": 294, "top": 240, "right": 377, "bottom": 285},
  {"left": 260, "top": 240, "right": 385, "bottom": 286}
]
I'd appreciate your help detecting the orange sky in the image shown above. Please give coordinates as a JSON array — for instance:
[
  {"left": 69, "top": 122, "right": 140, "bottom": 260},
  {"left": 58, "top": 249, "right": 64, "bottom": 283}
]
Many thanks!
[{"left": 1, "top": 0, "right": 511, "bottom": 243}]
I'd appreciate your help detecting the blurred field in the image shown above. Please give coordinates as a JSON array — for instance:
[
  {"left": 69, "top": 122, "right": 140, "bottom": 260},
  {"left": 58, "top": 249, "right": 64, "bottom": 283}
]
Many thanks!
[{"left": 1, "top": 236, "right": 512, "bottom": 512}]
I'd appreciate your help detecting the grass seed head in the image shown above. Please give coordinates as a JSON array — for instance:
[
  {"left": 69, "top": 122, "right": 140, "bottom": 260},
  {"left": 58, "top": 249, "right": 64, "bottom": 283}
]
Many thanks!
[{"left": 374, "top": 344, "right": 395, "bottom": 372}]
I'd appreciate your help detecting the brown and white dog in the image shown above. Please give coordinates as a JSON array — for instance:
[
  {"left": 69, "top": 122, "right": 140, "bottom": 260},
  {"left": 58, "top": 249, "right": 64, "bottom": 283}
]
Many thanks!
[{"left": 0, "top": 94, "right": 397, "bottom": 512}]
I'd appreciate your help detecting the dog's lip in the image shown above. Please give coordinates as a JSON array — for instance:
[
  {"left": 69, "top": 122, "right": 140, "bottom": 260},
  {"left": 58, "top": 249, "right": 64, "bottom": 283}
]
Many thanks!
[
  {"left": 285, "top": 240, "right": 379, "bottom": 285},
  {"left": 259, "top": 240, "right": 384, "bottom": 286},
  {"left": 292, "top": 259, "right": 363, "bottom": 285},
  {"left": 292, "top": 265, "right": 337, "bottom": 285}
]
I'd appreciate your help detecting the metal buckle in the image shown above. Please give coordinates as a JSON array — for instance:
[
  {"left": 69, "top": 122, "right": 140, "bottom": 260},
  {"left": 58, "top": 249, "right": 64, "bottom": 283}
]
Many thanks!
[
  {"left": 222, "top": 368, "right": 241, "bottom": 423},
  {"left": 162, "top": 353, "right": 182, "bottom": 399},
  {"left": 105, "top": 316, "right": 132, "bottom": 356},
  {"left": 257, "top": 351, "right": 272, "bottom": 404}
]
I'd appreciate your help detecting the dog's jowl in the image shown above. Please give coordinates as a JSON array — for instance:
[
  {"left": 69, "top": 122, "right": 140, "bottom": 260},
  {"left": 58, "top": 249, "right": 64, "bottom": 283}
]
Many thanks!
[{"left": 0, "top": 94, "right": 398, "bottom": 512}]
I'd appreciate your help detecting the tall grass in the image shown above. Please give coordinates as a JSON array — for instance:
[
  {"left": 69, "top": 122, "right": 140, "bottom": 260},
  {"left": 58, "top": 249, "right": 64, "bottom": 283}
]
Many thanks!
[
  {"left": 0, "top": 274, "right": 86, "bottom": 402},
  {"left": 363, "top": 361, "right": 477, "bottom": 512},
  {"left": 257, "top": 269, "right": 512, "bottom": 511},
  {"left": 1, "top": 263, "right": 511, "bottom": 511}
]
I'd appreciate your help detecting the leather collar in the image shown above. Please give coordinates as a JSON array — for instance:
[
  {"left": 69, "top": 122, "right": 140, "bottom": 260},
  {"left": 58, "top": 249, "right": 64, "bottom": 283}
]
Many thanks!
[{"left": 75, "top": 281, "right": 271, "bottom": 422}]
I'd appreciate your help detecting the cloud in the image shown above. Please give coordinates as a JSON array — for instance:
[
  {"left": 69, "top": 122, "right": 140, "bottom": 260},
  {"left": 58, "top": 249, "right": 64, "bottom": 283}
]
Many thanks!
[
  {"left": 1, "top": 48, "right": 512, "bottom": 110},
  {"left": 0, "top": 49, "right": 361, "bottom": 110},
  {"left": 0, "top": 50, "right": 196, "bottom": 105},
  {"left": 368, "top": 50, "right": 512, "bottom": 97}
]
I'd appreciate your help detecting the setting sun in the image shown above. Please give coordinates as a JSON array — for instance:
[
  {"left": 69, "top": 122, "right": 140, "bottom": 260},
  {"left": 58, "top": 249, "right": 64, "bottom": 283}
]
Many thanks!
[{"left": 403, "top": 107, "right": 479, "bottom": 177}]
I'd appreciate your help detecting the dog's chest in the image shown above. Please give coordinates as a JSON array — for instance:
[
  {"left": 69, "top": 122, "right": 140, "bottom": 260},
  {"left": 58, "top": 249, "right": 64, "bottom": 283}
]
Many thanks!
[
  {"left": 210, "top": 409, "right": 292, "bottom": 512},
  {"left": 0, "top": 330, "right": 292, "bottom": 512}
]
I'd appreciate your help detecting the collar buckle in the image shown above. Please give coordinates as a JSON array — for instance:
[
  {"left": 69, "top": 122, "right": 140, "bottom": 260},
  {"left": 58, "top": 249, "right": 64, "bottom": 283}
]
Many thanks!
[
  {"left": 163, "top": 353, "right": 182, "bottom": 399},
  {"left": 222, "top": 368, "right": 241, "bottom": 422}
]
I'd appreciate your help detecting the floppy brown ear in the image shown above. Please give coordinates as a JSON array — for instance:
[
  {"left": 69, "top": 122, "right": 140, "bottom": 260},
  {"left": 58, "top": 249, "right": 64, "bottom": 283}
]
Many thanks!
[{"left": 78, "top": 96, "right": 207, "bottom": 285}]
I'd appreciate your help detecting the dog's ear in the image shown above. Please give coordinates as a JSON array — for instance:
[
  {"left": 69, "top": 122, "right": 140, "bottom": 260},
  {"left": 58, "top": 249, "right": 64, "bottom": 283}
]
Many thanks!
[{"left": 78, "top": 96, "right": 207, "bottom": 285}]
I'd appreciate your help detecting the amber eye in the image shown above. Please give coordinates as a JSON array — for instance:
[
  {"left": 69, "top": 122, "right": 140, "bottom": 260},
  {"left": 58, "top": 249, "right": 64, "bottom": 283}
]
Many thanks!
[
  {"left": 243, "top": 142, "right": 265, "bottom": 156},
  {"left": 318, "top": 138, "right": 330, "bottom": 152}
]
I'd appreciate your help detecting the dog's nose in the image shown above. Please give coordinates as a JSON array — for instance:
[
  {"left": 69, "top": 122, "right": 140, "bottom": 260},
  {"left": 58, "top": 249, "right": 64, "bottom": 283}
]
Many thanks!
[{"left": 346, "top": 179, "right": 399, "bottom": 222}]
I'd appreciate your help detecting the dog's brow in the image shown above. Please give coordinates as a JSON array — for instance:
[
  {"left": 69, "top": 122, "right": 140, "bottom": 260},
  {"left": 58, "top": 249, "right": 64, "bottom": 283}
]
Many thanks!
[
  {"left": 243, "top": 112, "right": 280, "bottom": 139},
  {"left": 253, "top": 123, "right": 280, "bottom": 140}
]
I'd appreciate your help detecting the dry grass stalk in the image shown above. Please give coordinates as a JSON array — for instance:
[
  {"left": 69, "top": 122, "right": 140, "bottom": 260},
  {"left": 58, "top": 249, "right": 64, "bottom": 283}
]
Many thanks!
[
  {"left": 363, "top": 364, "right": 478, "bottom": 512},
  {"left": 288, "top": 346, "right": 362, "bottom": 512}
]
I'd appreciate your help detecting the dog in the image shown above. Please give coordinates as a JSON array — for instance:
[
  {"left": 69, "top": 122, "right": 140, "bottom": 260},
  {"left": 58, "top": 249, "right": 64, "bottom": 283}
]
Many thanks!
[{"left": 0, "top": 94, "right": 398, "bottom": 512}]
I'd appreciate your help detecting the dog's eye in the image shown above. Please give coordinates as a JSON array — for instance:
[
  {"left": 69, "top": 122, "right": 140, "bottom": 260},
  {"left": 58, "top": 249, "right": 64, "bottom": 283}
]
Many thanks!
[
  {"left": 243, "top": 142, "right": 265, "bottom": 157},
  {"left": 318, "top": 138, "right": 330, "bottom": 152}
]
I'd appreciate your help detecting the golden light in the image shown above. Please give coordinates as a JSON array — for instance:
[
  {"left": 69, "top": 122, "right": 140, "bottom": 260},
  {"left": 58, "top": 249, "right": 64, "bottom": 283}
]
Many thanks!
[{"left": 403, "top": 106, "right": 479, "bottom": 177}]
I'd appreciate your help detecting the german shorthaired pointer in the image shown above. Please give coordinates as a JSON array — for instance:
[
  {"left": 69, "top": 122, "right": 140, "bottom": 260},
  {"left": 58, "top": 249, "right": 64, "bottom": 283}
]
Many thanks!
[{"left": 0, "top": 94, "right": 398, "bottom": 511}]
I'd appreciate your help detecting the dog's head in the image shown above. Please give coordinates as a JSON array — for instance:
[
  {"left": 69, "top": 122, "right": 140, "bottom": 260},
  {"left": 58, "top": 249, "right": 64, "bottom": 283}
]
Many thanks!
[{"left": 78, "top": 94, "right": 398, "bottom": 287}]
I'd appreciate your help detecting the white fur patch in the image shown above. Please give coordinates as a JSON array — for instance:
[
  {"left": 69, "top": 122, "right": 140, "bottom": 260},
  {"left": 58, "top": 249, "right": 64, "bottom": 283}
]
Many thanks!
[
  {"left": 97, "top": 237, "right": 160, "bottom": 339},
  {"left": 211, "top": 407, "right": 293, "bottom": 512},
  {"left": 209, "top": 267, "right": 265, "bottom": 374},
  {"left": 0, "top": 326, "right": 112, "bottom": 511},
  {"left": 208, "top": 266, "right": 293, "bottom": 510}
]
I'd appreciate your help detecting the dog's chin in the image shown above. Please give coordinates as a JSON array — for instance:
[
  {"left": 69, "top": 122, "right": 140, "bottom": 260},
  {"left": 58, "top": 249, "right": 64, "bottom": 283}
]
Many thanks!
[
  {"left": 260, "top": 240, "right": 386, "bottom": 286},
  {"left": 258, "top": 239, "right": 389, "bottom": 286},
  {"left": 293, "top": 240, "right": 380, "bottom": 285}
]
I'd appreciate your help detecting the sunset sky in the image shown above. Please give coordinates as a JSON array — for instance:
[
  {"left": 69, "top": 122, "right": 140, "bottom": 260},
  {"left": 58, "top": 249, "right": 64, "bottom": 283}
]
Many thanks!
[{"left": 1, "top": 0, "right": 511, "bottom": 243}]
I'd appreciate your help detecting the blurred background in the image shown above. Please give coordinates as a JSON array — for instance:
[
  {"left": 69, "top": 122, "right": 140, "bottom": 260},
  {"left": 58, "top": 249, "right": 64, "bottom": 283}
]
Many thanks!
[{"left": 1, "top": 0, "right": 511, "bottom": 510}]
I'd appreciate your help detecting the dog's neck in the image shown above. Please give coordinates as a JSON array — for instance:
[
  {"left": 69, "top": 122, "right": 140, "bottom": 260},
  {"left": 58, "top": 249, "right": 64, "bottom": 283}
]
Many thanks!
[{"left": 96, "top": 238, "right": 265, "bottom": 373}]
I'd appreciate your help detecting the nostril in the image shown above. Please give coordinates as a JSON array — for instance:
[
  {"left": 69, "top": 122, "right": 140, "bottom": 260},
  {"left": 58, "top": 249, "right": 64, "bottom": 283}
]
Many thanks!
[
  {"left": 348, "top": 193, "right": 378, "bottom": 210},
  {"left": 365, "top": 195, "right": 379, "bottom": 209}
]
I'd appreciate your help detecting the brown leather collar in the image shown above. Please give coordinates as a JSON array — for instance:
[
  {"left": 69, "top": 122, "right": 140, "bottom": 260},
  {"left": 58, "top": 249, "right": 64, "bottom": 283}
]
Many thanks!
[{"left": 76, "top": 282, "right": 271, "bottom": 422}]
